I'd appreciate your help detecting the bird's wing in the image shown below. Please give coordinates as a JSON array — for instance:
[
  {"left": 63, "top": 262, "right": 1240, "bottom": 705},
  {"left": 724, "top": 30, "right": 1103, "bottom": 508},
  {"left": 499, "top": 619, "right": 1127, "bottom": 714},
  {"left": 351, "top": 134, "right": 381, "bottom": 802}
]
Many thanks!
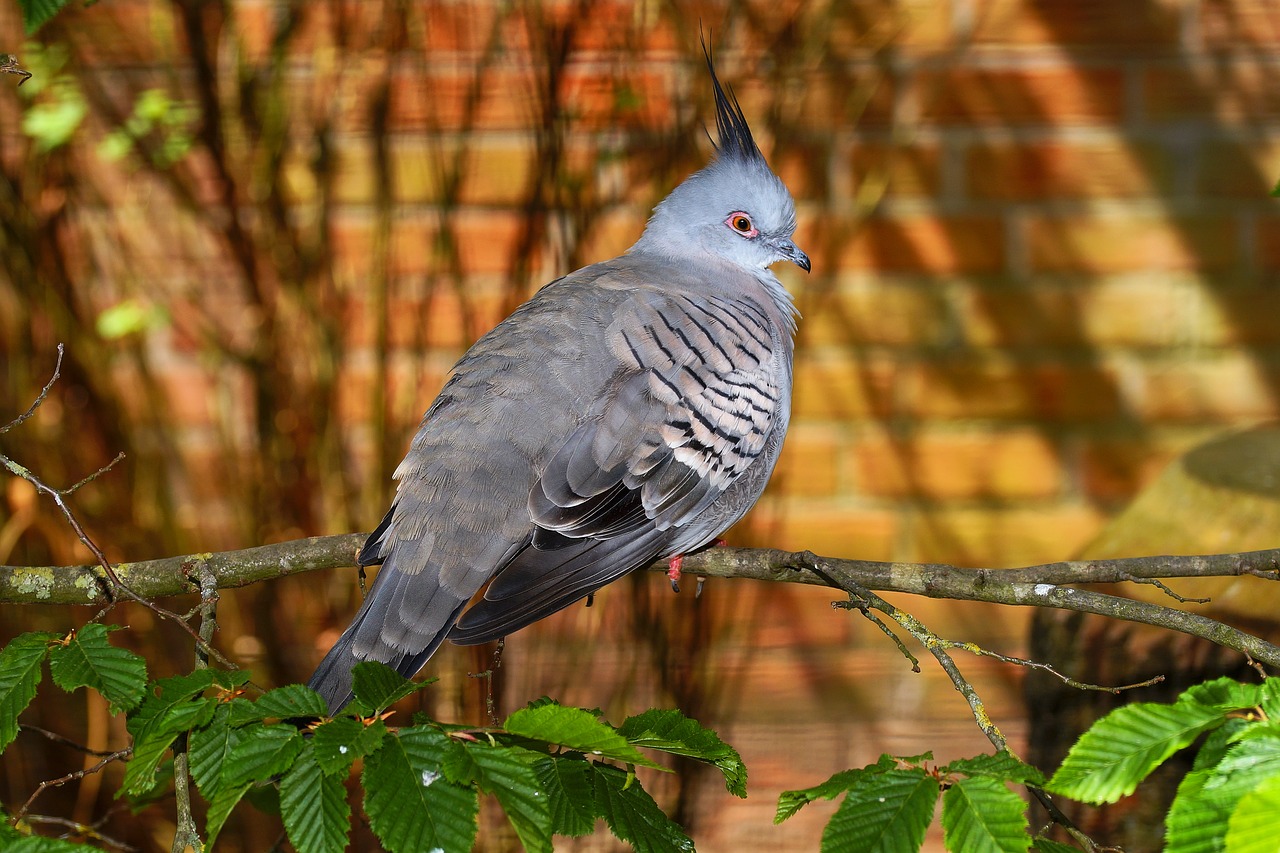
[{"left": 449, "top": 286, "right": 787, "bottom": 644}]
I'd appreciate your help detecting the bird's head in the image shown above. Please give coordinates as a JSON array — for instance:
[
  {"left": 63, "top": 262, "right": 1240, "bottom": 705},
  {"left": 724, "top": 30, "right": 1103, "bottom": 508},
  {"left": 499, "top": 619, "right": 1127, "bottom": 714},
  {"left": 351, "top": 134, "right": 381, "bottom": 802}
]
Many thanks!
[{"left": 633, "top": 48, "right": 810, "bottom": 276}]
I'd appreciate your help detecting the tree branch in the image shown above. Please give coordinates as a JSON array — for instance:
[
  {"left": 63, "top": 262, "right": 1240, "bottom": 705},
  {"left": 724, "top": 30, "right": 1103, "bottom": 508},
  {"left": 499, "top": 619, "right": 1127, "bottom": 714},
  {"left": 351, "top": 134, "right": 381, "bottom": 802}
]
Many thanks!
[{"left": 3, "top": 537, "right": 1279, "bottom": 667}]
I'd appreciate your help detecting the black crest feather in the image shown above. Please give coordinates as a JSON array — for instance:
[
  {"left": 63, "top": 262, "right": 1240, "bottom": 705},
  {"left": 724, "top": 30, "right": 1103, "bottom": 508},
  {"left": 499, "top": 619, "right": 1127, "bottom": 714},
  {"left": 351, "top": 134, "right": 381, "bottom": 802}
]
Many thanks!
[{"left": 702, "top": 40, "right": 764, "bottom": 165}]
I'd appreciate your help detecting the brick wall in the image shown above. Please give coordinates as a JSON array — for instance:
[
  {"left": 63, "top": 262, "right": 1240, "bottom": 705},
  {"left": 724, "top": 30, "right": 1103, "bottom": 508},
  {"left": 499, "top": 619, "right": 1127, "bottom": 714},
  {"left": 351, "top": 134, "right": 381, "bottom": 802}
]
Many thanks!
[
  {"left": 2, "top": 1, "right": 1279, "bottom": 848},
  {"left": 5, "top": 0, "right": 1278, "bottom": 572}
]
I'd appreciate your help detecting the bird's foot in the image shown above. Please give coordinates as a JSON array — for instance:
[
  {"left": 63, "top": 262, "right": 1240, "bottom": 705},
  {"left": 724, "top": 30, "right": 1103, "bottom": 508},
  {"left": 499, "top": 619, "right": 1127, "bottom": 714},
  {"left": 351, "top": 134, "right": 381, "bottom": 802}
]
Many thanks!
[{"left": 667, "top": 555, "right": 684, "bottom": 593}]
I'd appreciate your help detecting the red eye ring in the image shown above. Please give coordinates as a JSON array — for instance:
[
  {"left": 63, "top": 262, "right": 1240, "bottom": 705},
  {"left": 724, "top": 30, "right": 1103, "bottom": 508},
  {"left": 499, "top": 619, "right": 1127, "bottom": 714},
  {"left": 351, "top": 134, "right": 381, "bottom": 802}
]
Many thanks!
[{"left": 725, "top": 212, "right": 758, "bottom": 238}]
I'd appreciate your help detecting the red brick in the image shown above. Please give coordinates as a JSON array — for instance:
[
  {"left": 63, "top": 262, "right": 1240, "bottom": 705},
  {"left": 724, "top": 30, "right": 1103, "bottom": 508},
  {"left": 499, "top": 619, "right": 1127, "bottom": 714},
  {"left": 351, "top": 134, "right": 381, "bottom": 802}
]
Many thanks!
[
  {"left": 1145, "top": 66, "right": 1280, "bottom": 122},
  {"left": 852, "top": 429, "right": 1064, "bottom": 500},
  {"left": 749, "top": 500, "right": 901, "bottom": 562},
  {"left": 904, "top": 358, "right": 1125, "bottom": 421},
  {"left": 801, "top": 279, "right": 951, "bottom": 348},
  {"left": 1256, "top": 215, "right": 1280, "bottom": 272},
  {"left": 967, "top": 140, "right": 1171, "bottom": 200},
  {"left": 825, "top": 0, "right": 955, "bottom": 51},
  {"left": 792, "top": 355, "right": 903, "bottom": 420},
  {"left": 819, "top": 214, "right": 1006, "bottom": 274},
  {"left": 737, "top": 71, "right": 896, "bottom": 131},
  {"left": 1026, "top": 214, "right": 1240, "bottom": 273},
  {"left": 1135, "top": 355, "right": 1280, "bottom": 422},
  {"left": 970, "top": 0, "right": 1184, "bottom": 46},
  {"left": 1201, "top": 0, "right": 1280, "bottom": 47},
  {"left": 908, "top": 506, "right": 1106, "bottom": 567},
  {"left": 1197, "top": 139, "right": 1280, "bottom": 198},
  {"left": 918, "top": 67, "right": 1127, "bottom": 126},
  {"left": 851, "top": 142, "right": 942, "bottom": 199},
  {"left": 958, "top": 278, "right": 1205, "bottom": 349},
  {"left": 1187, "top": 282, "right": 1280, "bottom": 346},
  {"left": 1080, "top": 434, "right": 1208, "bottom": 503},
  {"left": 770, "top": 424, "right": 845, "bottom": 498}
]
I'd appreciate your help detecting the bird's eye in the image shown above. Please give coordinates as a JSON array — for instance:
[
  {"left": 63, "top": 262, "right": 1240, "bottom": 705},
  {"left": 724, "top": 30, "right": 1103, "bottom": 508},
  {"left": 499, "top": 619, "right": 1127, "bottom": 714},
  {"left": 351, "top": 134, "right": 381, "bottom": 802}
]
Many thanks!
[{"left": 725, "top": 212, "right": 758, "bottom": 238}]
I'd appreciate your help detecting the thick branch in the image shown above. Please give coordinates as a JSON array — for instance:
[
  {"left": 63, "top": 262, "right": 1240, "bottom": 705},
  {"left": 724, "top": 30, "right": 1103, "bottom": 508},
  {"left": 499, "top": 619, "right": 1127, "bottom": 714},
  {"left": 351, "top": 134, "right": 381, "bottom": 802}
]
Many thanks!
[{"left": 3, "top": 536, "right": 1279, "bottom": 667}]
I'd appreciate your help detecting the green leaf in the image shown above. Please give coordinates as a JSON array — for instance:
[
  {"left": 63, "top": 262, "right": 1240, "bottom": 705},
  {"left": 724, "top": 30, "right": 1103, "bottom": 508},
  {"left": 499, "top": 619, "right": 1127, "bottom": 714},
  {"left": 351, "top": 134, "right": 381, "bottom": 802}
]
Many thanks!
[
  {"left": 349, "top": 661, "right": 430, "bottom": 715},
  {"left": 505, "top": 703, "right": 662, "bottom": 769},
  {"left": 1180, "top": 678, "right": 1262, "bottom": 713},
  {"left": 312, "top": 716, "right": 387, "bottom": 777},
  {"left": 943, "top": 751, "right": 1046, "bottom": 786},
  {"left": 362, "top": 725, "right": 478, "bottom": 853},
  {"left": 1225, "top": 773, "right": 1280, "bottom": 852},
  {"left": 1259, "top": 678, "right": 1280, "bottom": 720},
  {"left": 1047, "top": 700, "right": 1226, "bottom": 803},
  {"left": 776, "top": 761, "right": 894, "bottom": 823},
  {"left": 122, "top": 672, "right": 218, "bottom": 797},
  {"left": 18, "top": 0, "right": 71, "bottom": 34},
  {"left": 94, "top": 300, "right": 168, "bottom": 340},
  {"left": 821, "top": 769, "right": 938, "bottom": 853},
  {"left": 942, "top": 776, "right": 1032, "bottom": 853},
  {"left": 468, "top": 743, "right": 553, "bottom": 853},
  {"left": 47, "top": 623, "right": 146, "bottom": 713},
  {"left": 281, "top": 745, "right": 351, "bottom": 853},
  {"left": 0, "top": 632, "right": 54, "bottom": 751},
  {"left": 21, "top": 89, "right": 86, "bottom": 151},
  {"left": 231, "top": 684, "right": 329, "bottom": 723},
  {"left": 205, "top": 781, "right": 252, "bottom": 847},
  {"left": 188, "top": 705, "right": 238, "bottom": 798},
  {"left": 592, "top": 762, "right": 695, "bottom": 853},
  {"left": 1166, "top": 732, "right": 1280, "bottom": 853},
  {"left": 534, "top": 756, "right": 597, "bottom": 837},
  {"left": 1271, "top": 179, "right": 1280, "bottom": 199},
  {"left": 1193, "top": 718, "right": 1250, "bottom": 771},
  {"left": 619, "top": 708, "right": 747, "bottom": 796},
  {"left": 223, "top": 724, "right": 303, "bottom": 787}
]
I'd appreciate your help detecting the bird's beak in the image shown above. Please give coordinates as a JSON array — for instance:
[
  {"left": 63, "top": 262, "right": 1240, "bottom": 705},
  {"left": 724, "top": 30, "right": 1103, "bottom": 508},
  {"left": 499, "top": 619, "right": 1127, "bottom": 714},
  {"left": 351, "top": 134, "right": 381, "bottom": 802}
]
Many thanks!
[{"left": 778, "top": 239, "right": 811, "bottom": 273}]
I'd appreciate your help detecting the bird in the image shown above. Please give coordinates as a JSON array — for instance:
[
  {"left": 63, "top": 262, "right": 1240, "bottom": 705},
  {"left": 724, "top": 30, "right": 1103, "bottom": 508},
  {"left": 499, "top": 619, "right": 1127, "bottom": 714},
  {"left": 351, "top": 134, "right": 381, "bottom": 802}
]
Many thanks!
[{"left": 307, "top": 47, "right": 810, "bottom": 713}]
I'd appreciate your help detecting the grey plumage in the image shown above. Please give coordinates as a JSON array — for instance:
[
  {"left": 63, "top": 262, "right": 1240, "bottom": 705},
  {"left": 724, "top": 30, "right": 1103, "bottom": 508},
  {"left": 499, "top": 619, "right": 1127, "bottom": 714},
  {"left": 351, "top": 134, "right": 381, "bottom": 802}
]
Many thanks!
[{"left": 308, "top": 49, "right": 810, "bottom": 713}]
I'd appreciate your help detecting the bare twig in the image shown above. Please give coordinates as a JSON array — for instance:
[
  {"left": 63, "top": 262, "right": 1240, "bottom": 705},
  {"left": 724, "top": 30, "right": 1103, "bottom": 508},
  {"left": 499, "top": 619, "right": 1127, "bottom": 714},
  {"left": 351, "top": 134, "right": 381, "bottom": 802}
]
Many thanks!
[
  {"left": 17, "top": 726, "right": 121, "bottom": 757},
  {"left": 20, "top": 813, "right": 137, "bottom": 851},
  {"left": 0, "top": 54, "right": 32, "bottom": 86},
  {"left": 15, "top": 748, "right": 132, "bottom": 821},
  {"left": 1, "top": 344, "right": 63, "bottom": 434}
]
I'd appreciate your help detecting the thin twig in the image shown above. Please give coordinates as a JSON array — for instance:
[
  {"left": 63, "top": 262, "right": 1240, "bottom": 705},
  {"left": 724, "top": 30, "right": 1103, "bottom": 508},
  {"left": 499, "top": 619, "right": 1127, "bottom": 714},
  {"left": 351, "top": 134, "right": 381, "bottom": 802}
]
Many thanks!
[
  {"left": 21, "top": 814, "right": 137, "bottom": 851},
  {"left": 1120, "top": 571, "right": 1211, "bottom": 605},
  {"left": 17, "top": 725, "right": 121, "bottom": 757},
  {"left": 15, "top": 749, "right": 132, "bottom": 820},
  {"left": 0, "top": 54, "right": 33, "bottom": 87}
]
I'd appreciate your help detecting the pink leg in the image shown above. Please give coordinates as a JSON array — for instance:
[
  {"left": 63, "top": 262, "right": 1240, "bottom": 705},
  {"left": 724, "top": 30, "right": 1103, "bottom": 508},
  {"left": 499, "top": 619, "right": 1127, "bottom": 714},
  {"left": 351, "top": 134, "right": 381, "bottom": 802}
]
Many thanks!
[{"left": 666, "top": 554, "right": 684, "bottom": 593}]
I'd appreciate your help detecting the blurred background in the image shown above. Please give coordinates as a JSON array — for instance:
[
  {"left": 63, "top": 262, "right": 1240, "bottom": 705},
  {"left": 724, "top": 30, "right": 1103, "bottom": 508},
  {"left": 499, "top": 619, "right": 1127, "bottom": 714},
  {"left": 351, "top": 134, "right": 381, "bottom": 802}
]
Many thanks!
[{"left": 2, "top": 0, "right": 1279, "bottom": 850}]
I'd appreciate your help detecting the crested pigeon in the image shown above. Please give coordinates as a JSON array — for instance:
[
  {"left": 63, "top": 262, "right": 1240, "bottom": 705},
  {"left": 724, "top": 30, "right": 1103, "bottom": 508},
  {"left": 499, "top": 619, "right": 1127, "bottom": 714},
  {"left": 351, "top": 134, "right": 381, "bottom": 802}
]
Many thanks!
[{"left": 308, "top": 49, "right": 809, "bottom": 712}]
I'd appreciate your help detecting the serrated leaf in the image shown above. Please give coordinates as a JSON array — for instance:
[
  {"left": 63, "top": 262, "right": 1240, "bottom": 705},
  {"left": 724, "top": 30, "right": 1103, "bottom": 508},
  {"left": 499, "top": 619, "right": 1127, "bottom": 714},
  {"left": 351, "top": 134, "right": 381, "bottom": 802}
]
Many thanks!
[
  {"left": 0, "top": 632, "right": 54, "bottom": 751},
  {"left": 1047, "top": 701, "right": 1226, "bottom": 803},
  {"left": 18, "top": 0, "right": 71, "bottom": 34},
  {"left": 312, "top": 716, "right": 387, "bottom": 776},
  {"left": 362, "top": 725, "right": 479, "bottom": 853},
  {"left": 123, "top": 673, "right": 218, "bottom": 797},
  {"left": 1165, "top": 731, "right": 1280, "bottom": 853},
  {"left": 776, "top": 763, "right": 893, "bottom": 823},
  {"left": 223, "top": 723, "right": 303, "bottom": 787},
  {"left": 188, "top": 705, "right": 238, "bottom": 798},
  {"left": 122, "top": 727, "right": 184, "bottom": 798},
  {"left": 1225, "top": 773, "right": 1280, "bottom": 852},
  {"left": 281, "top": 745, "right": 351, "bottom": 853},
  {"left": 592, "top": 762, "right": 694, "bottom": 853},
  {"left": 468, "top": 743, "right": 553, "bottom": 853},
  {"left": 1259, "top": 678, "right": 1280, "bottom": 720},
  {"left": 821, "top": 769, "right": 938, "bottom": 853},
  {"left": 348, "top": 661, "right": 430, "bottom": 715},
  {"left": 47, "top": 623, "right": 146, "bottom": 714},
  {"left": 127, "top": 670, "right": 218, "bottom": 739},
  {"left": 1180, "top": 678, "right": 1262, "bottom": 713},
  {"left": 619, "top": 708, "right": 747, "bottom": 797},
  {"left": 205, "top": 781, "right": 252, "bottom": 847},
  {"left": 942, "top": 776, "right": 1032, "bottom": 853},
  {"left": 1193, "top": 719, "right": 1250, "bottom": 772},
  {"left": 240, "top": 684, "right": 330, "bottom": 722},
  {"left": 943, "top": 751, "right": 1046, "bottom": 786},
  {"left": 535, "top": 755, "right": 597, "bottom": 836},
  {"left": 505, "top": 703, "right": 662, "bottom": 769}
]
